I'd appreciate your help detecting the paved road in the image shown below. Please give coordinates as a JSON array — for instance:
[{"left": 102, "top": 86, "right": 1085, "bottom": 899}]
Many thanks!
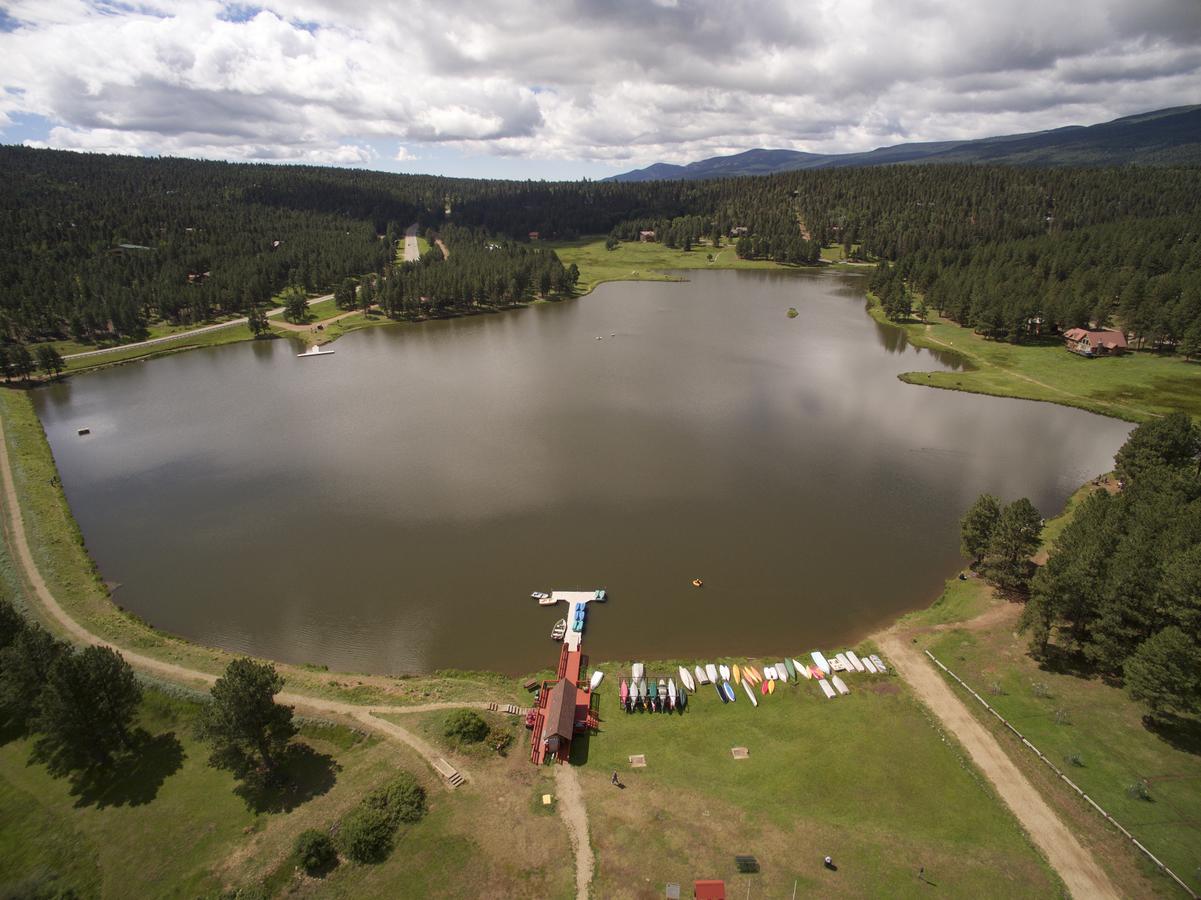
[
  {"left": 63, "top": 294, "right": 333, "bottom": 361},
  {"left": 879, "top": 630, "right": 1119, "bottom": 899}
]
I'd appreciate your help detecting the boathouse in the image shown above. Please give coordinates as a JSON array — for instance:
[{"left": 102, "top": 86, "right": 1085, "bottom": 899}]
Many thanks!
[
  {"left": 541, "top": 679, "right": 577, "bottom": 758},
  {"left": 1063, "top": 327, "right": 1127, "bottom": 357}
]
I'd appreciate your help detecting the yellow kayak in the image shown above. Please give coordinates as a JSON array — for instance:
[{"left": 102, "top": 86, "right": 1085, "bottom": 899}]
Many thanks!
[
  {"left": 732, "top": 664, "right": 741, "bottom": 684},
  {"left": 745, "top": 666, "right": 760, "bottom": 684},
  {"left": 767, "top": 679, "right": 776, "bottom": 695}
]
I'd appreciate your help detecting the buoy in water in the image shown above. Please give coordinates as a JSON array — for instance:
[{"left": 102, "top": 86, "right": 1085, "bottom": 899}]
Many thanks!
[{"left": 692, "top": 578, "right": 704, "bottom": 588}]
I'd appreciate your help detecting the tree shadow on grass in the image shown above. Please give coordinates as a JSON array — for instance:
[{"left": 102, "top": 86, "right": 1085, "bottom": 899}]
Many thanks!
[
  {"left": 234, "top": 742, "right": 339, "bottom": 814},
  {"left": 29, "top": 729, "right": 186, "bottom": 809},
  {"left": 1035, "top": 643, "right": 1103, "bottom": 682},
  {"left": 1143, "top": 714, "right": 1201, "bottom": 757}
]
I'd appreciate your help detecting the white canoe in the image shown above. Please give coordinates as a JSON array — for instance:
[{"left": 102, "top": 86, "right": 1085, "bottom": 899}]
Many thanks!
[
  {"left": 632, "top": 662, "right": 645, "bottom": 680},
  {"left": 862, "top": 657, "right": 878, "bottom": 673},
  {"left": 742, "top": 679, "right": 759, "bottom": 707},
  {"left": 667, "top": 678, "right": 677, "bottom": 706},
  {"left": 776, "top": 662, "right": 790, "bottom": 681},
  {"left": 794, "top": 658, "right": 811, "bottom": 679},
  {"left": 832, "top": 674, "right": 850, "bottom": 696},
  {"left": 590, "top": 671, "right": 605, "bottom": 690},
  {"left": 845, "top": 651, "right": 866, "bottom": 673},
  {"left": 678, "top": 665, "right": 696, "bottom": 692},
  {"left": 819, "top": 679, "right": 837, "bottom": 699},
  {"left": 811, "top": 651, "right": 831, "bottom": 674},
  {"left": 705, "top": 663, "right": 719, "bottom": 683},
  {"left": 718, "top": 664, "right": 731, "bottom": 681},
  {"left": 870, "top": 654, "right": 888, "bottom": 673},
  {"left": 695, "top": 664, "right": 710, "bottom": 685}
]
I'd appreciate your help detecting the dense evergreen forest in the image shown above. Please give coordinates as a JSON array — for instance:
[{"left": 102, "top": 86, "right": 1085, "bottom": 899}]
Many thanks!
[{"left": 2, "top": 145, "right": 1200, "bottom": 353}]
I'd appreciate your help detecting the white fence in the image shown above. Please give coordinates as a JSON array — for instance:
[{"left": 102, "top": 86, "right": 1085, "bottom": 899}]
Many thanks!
[{"left": 925, "top": 649, "right": 1198, "bottom": 899}]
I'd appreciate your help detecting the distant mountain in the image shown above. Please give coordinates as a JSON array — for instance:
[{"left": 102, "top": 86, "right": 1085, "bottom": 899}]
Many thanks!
[{"left": 606, "top": 106, "right": 1201, "bottom": 182}]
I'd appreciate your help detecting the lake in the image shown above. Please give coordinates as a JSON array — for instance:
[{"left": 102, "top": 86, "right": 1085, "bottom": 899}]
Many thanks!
[{"left": 33, "top": 270, "right": 1132, "bottom": 675}]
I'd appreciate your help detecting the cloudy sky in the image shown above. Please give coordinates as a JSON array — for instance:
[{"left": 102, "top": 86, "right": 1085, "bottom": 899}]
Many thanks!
[{"left": 1, "top": 0, "right": 1198, "bottom": 179}]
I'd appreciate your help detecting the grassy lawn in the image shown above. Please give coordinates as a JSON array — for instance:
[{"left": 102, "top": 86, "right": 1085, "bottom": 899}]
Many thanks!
[
  {"left": 868, "top": 303, "right": 1201, "bottom": 423},
  {"left": 546, "top": 237, "right": 791, "bottom": 295},
  {"left": 0, "top": 388, "right": 528, "bottom": 710},
  {"left": 573, "top": 655, "right": 1063, "bottom": 898}
]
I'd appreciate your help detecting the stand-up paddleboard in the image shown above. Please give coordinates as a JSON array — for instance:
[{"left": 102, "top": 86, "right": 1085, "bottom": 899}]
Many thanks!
[
  {"left": 678, "top": 666, "right": 696, "bottom": 692},
  {"left": 705, "top": 663, "right": 719, "bottom": 683},
  {"left": 695, "top": 665, "right": 710, "bottom": 685},
  {"left": 722, "top": 681, "right": 736, "bottom": 703},
  {"left": 870, "top": 654, "right": 888, "bottom": 673},
  {"left": 732, "top": 664, "right": 741, "bottom": 684},
  {"left": 718, "top": 664, "right": 730, "bottom": 682},
  {"left": 819, "top": 679, "right": 837, "bottom": 699},
  {"left": 590, "top": 670, "right": 605, "bottom": 690},
  {"left": 811, "top": 651, "right": 831, "bottom": 675},
  {"left": 845, "top": 651, "right": 866, "bottom": 673},
  {"left": 832, "top": 674, "right": 850, "bottom": 696},
  {"left": 784, "top": 658, "right": 796, "bottom": 680},
  {"left": 862, "top": 657, "right": 878, "bottom": 673},
  {"left": 667, "top": 678, "right": 677, "bottom": 709},
  {"left": 714, "top": 682, "right": 728, "bottom": 703},
  {"left": 795, "top": 659, "right": 811, "bottom": 679},
  {"left": 742, "top": 679, "right": 759, "bottom": 706}
]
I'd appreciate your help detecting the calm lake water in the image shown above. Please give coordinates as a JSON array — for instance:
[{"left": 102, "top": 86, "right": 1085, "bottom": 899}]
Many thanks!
[{"left": 34, "top": 270, "right": 1131, "bottom": 675}]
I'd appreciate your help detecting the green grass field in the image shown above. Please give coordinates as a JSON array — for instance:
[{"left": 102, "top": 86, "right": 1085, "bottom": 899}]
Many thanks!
[
  {"left": 547, "top": 237, "right": 790, "bottom": 295},
  {"left": 573, "top": 656, "right": 1063, "bottom": 898},
  {"left": 868, "top": 303, "right": 1201, "bottom": 423}
]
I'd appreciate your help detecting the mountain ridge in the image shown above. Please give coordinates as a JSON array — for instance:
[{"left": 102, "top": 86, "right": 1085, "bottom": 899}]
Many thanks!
[{"left": 606, "top": 105, "right": 1201, "bottom": 181}]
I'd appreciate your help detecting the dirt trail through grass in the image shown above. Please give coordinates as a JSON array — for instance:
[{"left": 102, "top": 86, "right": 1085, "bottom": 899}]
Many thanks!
[
  {"left": 879, "top": 627, "right": 1119, "bottom": 899},
  {"left": 554, "top": 764, "right": 594, "bottom": 900}
]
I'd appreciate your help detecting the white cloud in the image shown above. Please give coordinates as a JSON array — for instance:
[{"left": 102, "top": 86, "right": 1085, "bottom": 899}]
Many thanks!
[{"left": 0, "top": 0, "right": 1198, "bottom": 172}]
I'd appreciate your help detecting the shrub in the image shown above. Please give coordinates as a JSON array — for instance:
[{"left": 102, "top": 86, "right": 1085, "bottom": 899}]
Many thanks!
[
  {"left": 365, "top": 771, "right": 427, "bottom": 825},
  {"left": 443, "top": 709, "right": 488, "bottom": 743},
  {"left": 339, "top": 806, "right": 394, "bottom": 863},
  {"left": 294, "top": 829, "right": 337, "bottom": 874},
  {"left": 487, "top": 726, "right": 513, "bottom": 755}
]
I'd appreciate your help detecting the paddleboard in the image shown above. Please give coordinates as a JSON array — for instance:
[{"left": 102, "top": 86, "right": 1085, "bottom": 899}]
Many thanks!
[
  {"left": 819, "top": 679, "right": 836, "bottom": 699},
  {"left": 705, "top": 663, "right": 719, "bottom": 683},
  {"left": 732, "top": 664, "right": 741, "bottom": 684},
  {"left": 810, "top": 651, "right": 831, "bottom": 675},
  {"left": 845, "top": 651, "right": 866, "bottom": 673},
  {"left": 718, "top": 664, "right": 731, "bottom": 682},
  {"left": 667, "top": 678, "right": 677, "bottom": 708},
  {"left": 742, "top": 679, "right": 759, "bottom": 706},
  {"left": 722, "top": 681, "right": 736, "bottom": 703},
  {"left": 832, "top": 674, "right": 850, "bottom": 696},
  {"left": 767, "top": 679, "right": 776, "bottom": 695},
  {"left": 870, "top": 654, "right": 888, "bottom": 673},
  {"left": 695, "top": 665, "right": 710, "bottom": 685},
  {"left": 784, "top": 658, "right": 796, "bottom": 679},
  {"left": 590, "top": 670, "right": 605, "bottom": 690},
  {"left": 714, "top": 682, "right": 728, "bottom": 703},
  {"left": 795, "top": 659, "right": 811, "bottom": 679},
  {"left": 862, "top": 657, "right": 878, "bottom": 673},
  {"left": 678, "top": 666, "right": 696, "bottom": 692},
  {"left": 619, "top": 679, "right": 628, "bottom": 704}
]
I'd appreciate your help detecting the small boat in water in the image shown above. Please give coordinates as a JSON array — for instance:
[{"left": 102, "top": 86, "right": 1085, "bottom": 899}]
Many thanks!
[
  {"left": 297, "top": 344, "right": 335, "bottom": 358},
  {"left": 590, "top": 670, "right": 605, "bottom": 690},
  {"left": 531, "top": 591, "right": 550, "bottom": 600},
  {"left": 692, "top": 578, "right": 704, "bottom": 588},
  {"left": 551, "top": 619, "right": 567, "bottom": 640}
]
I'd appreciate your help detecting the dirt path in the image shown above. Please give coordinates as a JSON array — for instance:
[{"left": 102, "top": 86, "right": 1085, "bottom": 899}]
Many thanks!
[
  {"left": 554, "top": 764, "right": 594, "bottom": 900},
  {"left": 435, "top": 238, "right": 450, "bottom": 259},
  {"left": 62, "top": 295, "right": 334, "bottom": 361},
  {"left": 878, "top": 630, "right": 1119, "bottom": 899},
  {"left": 403, "top": 223, "right": 420, "bottom": 262},
  {"left": 270, "top": 306, "right": 371, "bottom": 334}
]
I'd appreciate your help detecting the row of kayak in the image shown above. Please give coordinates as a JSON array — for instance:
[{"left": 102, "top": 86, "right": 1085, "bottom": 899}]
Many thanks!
[{"left": 616, "top": 650, "right": 890, "bottom": 712}]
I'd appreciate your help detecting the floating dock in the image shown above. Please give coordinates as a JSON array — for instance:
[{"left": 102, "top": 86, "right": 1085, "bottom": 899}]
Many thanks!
[{"left": 529, "top": 589, "right": 604, "bottom": 764}]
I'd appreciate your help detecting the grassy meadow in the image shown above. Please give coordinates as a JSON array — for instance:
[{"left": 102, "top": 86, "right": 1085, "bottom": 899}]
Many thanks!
[{"left": 572, "top": 656, "right": 1064, "bottom": 899}]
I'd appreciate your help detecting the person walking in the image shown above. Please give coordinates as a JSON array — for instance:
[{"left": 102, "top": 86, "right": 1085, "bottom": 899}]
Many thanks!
[{"left": 611, "top": 771, "right": 620, "bottom": 786}]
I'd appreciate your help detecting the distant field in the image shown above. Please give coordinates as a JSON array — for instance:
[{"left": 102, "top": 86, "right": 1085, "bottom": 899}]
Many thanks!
[
  {"left": 870, "top": 303, "right": 1201, "bottom": 422},
  {"left": 546, "top": 237, "right": 787, "bottom": 295},
  {"left": 574, "top": 656, "right": 1062, "bottom": 898}
]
